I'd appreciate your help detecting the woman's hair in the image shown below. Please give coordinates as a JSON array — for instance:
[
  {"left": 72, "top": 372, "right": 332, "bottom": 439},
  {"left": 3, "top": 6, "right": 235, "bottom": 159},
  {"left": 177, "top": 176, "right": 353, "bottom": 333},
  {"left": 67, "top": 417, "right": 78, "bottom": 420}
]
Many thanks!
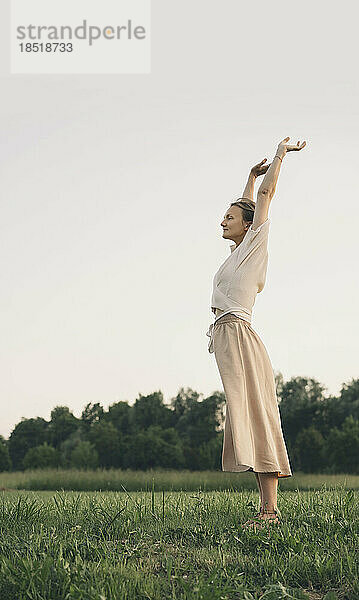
[{"left": 230, "top": 198, "right": 256, "bottom": 224}]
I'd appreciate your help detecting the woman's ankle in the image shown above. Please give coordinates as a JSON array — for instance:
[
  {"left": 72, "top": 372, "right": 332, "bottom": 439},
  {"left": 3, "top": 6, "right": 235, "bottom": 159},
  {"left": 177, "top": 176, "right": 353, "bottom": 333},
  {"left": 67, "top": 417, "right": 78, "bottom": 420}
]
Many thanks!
[{"left": 260, "top": 505, "right": 278, "bottom": 513}]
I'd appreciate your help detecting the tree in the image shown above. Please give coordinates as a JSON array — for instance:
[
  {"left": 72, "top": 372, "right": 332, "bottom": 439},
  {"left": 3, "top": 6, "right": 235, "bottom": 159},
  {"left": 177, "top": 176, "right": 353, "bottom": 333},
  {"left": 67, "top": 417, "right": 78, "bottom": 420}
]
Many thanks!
[
  {"left": 80, "top": 402, "right": 104, "bottom": 435},
  {"left": 324, "top": 416, "right": 359, "bottom": 474},
  {"left": 8, "top": 417, "right": 48, "bottom": 470},
  {"left": 0, "top": 436, "right": 12, "bottom": 472},
  {"left": 58, "top": 427, "right": 85, "bottom": 468},
  {"left": 47, "top": 406, "right": 79, "bottom": 448},
  {"left": 293, "top": 426, "right": 325, "bottom": 472},
  {"left": 23, "top": 442, "right": 60, "bottom": 470},
  {"left": 87, "top": 421, "right": 121, "bottom": 468},
  {"left": 132, "top": 391, "right": 173, "bottom": 431},
  {"left": 170, "top": 389, "right": 225, "bottom": 470},
  {"left": 70, "top": 441, "right": 99, "bottom": 470},
  {"left": 278, "top": 377, "right": 327, "bottom": 445},
  {"left": 196, "top": 435, "right": 224, "bottom": 470},
  {"left": 105, "top": 401, "right": 133, "bottom": 435},
  {"left": 274, "top": 370, "right": 285, "bottom": 401},
  {"left": 311, "top": 379, "right": 359, "bottom": 438},
  {"left": 124, "top": 426, "right": 185, "bottom": 470},
  {"left": 170, "top": 387, "right": 202, "bottom": 420},
  {"left": 174, "top": 393, "right": 225, "bottom": 447},
  {"left": 339, "top": 378, "right": 359, "bottom": 417}
]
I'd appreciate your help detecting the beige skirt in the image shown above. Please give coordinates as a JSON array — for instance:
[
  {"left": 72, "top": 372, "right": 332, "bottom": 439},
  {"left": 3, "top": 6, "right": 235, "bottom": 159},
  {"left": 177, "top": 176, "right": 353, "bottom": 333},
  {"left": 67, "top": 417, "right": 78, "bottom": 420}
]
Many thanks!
[{"left": 212, "top": 313, "right": 292, "bottom": 478}]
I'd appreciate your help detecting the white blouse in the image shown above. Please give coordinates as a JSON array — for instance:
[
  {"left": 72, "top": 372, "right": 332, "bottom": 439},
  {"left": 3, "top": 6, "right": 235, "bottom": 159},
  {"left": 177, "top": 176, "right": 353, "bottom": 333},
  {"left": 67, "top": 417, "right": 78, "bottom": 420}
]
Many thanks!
[{"left": 206, "top": 218, "right": 270, "bottom": 353}]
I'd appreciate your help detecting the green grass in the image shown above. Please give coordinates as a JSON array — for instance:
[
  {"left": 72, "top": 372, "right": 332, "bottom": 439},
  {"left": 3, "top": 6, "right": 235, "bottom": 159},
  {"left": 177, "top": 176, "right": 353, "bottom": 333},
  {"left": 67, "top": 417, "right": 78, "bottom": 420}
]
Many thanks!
[
  {"left": 0, "top": 487, "right": 357, "bottom": 600},
  {"left": 1, "top": 468, "right": 359, "bottom": 492}
]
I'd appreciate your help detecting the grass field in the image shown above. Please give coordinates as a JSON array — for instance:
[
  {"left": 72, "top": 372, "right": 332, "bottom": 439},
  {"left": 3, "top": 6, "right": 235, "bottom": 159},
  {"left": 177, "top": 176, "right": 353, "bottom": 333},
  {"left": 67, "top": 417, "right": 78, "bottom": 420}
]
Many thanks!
[
  {"left": 1, "top": 468, "right": 359, "bottom": 492},
  {"left": 0, "top": 470, "right": 358, "bottom": 599}
]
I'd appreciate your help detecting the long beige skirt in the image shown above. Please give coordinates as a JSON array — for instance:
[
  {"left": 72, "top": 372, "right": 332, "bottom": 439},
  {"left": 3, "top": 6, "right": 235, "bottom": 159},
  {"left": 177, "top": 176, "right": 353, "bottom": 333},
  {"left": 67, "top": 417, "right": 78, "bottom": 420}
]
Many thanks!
[{"left": 212, "top": 313, "right": 292, "bottom": 477}]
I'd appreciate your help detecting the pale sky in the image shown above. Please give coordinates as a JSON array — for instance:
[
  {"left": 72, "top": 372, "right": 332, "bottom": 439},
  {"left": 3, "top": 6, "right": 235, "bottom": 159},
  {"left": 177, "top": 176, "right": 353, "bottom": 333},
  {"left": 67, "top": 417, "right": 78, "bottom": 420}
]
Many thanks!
[{"left": 1, "top": 0, "right": 358, "bottom": 439}]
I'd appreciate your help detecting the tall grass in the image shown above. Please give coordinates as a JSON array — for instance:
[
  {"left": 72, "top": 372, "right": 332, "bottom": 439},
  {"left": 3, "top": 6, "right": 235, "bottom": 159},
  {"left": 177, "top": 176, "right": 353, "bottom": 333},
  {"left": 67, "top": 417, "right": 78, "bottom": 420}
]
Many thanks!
[
  {"left": 1, "top": 468, "right": 359, "bottom": 492},
  {"left": 0, "top": 487, "right": 357, "bottom": 599}
]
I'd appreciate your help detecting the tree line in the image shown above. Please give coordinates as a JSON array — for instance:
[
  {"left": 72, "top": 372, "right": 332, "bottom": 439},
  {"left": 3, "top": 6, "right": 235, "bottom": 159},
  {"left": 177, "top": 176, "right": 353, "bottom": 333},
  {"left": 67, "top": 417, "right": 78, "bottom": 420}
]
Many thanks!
[{"left": 0, "top": 374, "right": 358, "bottom": 474}]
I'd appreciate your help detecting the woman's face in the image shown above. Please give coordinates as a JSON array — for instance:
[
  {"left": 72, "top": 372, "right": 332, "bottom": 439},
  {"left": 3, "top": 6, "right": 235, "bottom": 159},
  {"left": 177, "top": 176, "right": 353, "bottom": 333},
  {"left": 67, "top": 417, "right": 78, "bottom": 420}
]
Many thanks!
[{"left": 221, "top": 205, "right": 249, "bottom": 242}]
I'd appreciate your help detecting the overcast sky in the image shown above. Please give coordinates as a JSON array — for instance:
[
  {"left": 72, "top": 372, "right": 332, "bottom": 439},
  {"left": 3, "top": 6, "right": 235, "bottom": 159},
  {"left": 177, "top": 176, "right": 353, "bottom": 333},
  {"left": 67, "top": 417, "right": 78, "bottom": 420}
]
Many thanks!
[{"left": 1, "top": 0, "right": 358, "bottom": 439}]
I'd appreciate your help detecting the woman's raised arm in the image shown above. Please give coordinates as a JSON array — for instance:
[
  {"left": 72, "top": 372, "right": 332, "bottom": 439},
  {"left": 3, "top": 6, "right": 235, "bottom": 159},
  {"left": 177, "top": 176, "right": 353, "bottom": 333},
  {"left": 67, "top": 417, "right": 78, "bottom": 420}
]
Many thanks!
[
  {"left": 257, "top": 137, "right": 306, "bottom": 200},
  {"left": 241, "top": 158, "right": 271, "bottom": 201},
  {"left": 252, "top": 137, "right": 307, "bottom": 230}
]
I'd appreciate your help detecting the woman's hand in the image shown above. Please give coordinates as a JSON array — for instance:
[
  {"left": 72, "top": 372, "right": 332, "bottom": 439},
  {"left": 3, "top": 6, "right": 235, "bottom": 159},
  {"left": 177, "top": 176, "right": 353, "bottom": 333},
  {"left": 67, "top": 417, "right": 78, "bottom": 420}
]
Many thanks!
[
  {"left": 276, "top": 136, "right": 306, "bottom": 157},
  {"left": 251, "top": 158, "right": 272, "bottom": 178}
]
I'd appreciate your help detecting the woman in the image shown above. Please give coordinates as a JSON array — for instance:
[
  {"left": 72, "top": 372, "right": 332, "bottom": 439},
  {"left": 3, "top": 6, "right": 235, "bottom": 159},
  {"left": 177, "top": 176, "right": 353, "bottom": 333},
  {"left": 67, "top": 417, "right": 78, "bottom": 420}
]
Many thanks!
[{"left": 206, "top": 136, "right": 306, "bottom": 530}]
